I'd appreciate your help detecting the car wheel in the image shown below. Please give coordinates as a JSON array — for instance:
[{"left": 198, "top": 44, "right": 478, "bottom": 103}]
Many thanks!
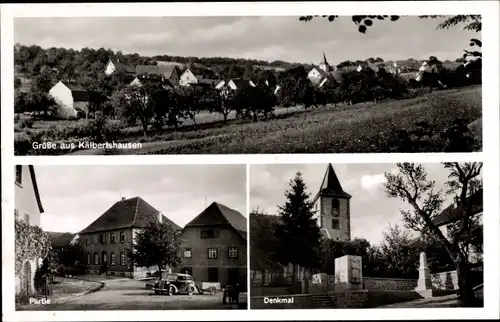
[
  {"left": 187, "top": 285, "right": 196, "bottom": 296},
  {"left": 168, "top": 285, "right": 175, "bottom": 296},
  {"left": 208, "top": 286, "right": 216, "bottom": 295}
]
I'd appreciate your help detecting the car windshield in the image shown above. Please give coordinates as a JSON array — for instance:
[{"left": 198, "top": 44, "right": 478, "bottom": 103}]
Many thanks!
[{"left": 166, "top": 274, "right": 177, "bottom": 282}]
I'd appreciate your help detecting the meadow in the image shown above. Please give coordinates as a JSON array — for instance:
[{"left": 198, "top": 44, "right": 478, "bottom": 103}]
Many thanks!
[{"left": 15, "top": 85, "right": 482, "bottom": 155}]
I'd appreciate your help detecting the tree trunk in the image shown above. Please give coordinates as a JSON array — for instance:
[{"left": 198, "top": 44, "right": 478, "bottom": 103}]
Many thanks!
[
  {"left": 223, "top": 113, "right": 228, "bottom": 124},
  {"left": 455, "top": 259, "right": 479, "bottom": 307},
  {"left": 157, "top": 265, "right": 162, "bottom": 281}
]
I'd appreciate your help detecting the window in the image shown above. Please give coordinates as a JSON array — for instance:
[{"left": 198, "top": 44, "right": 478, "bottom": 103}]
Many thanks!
[
  {"left": 120, "top": 253, "right": 126, "bottom": 266},
  {"left": 228, "top": 247, "right": 238, "bottom": 259},
  {"left": 100, "top": 234, "right": 106, "bottom": 244},
  {"left": 201, "top": 229, "right": 220, "bottom": 239},
  {"left": 110, "top": 233, "right": 116, "bottom": 243},
  {"left": 87, "top": 253, "right": 91, "bottom": 265},
  {"left": 15, "top": 165, "right": 22, "bottom": 185},
  {"left": 331, "top": 199, "right": 340, "bottom": 216},
  {"left": 208, "top": 268, "right": 218, "bottom": 282},
  {"left": 110, "top": 253, "right": 116, "bottom": 265},
  {"left": 86, "top": 238, "right": 90, "bottom": 245},
  {"left": 332, "top": 219, "right": 340, "bottom": 230},
  {"left": 24, "top": 213, "right": 30, "bottom": 225},
  {"left": 183, "top": 248, "right": 192, "bottom": 258},
  {"left": 120, "top": 231, "right": 125, "bottom": 243},
  {"left": 208, "top": 248, "right": 218, "bottom": 259},
  {"left": 14, "top": 209, "right": 19, "bottom": 221},
  {"left": 94, "top": 253, "right": 99, "bottom": 265}
]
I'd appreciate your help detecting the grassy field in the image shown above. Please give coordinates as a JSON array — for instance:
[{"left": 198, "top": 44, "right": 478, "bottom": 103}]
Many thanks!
[{"left": 16, "top": 85, "right": 482, "bottom": 155}]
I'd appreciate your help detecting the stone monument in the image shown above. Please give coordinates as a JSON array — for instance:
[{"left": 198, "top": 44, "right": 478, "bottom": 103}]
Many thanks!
[
  {"left": 334, "top": 255, "right": 363, "bottom": 290},
  {"left": 415, "top": 251, "right": 433, "bottom": 298}
]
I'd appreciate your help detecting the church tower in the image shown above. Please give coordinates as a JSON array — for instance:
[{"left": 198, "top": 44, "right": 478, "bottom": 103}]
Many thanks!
[
  {"left": 319, "top": 52, "right": 330, "bottom": 73},
  {"left": 312, "top": 164, "right": 352, "bottom": 241}
]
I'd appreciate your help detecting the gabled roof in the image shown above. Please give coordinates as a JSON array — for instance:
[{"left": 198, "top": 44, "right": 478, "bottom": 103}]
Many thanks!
[
  {"left": 313, "top": 164, "right": 352, "bottom": 203},
  {"left": 79, "top": 196, "right": 180, "bottom": 234},
  {"left": 229, "top": 78, "right": 253, "bottom": 89},
  {"left": 60, "top": 81, "right": 89, "bottom": 102},
  {"left": 109, "top": 59, "right": 136, "bottom": 74},
  {"left": 183, "top": 202, "right": 247, "bottom": 240},
  {"left": 432, "top": 189, "right": 483, "bottom": 227},
  {"left": 47, "top": 231, "right": 77, "bottom": 248},
  {"left": 28, "top": 165, "right": 44, "bottom": 213},
  {"left": 136, "top": 65, "right": 180, "bottom": 79}
]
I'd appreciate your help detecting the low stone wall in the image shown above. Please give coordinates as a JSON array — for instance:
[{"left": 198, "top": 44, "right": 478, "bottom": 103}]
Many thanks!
[
  {"left": 362, "top": 277, "right": 418, "bottom": 291},
  {"left": 250, "top": 294, "right": 311, "bottom": 309},
  {"left": 431, "top": 270, "right": 458, "bottom": 290},
  {"left": 329, "top": 290, "right": 422, "bottom": 308}
]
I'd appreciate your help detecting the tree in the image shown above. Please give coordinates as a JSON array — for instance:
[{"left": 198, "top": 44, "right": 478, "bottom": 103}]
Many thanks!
[
  {"left": 274, "top": 172, "right": 322, "bottom": 284},
  {"left": 127, "top": 220, "right": 183, "bottom": 279},
  {"left": 116, "top": 85, "right": 155, "bottom": 138},
  {"left": 249, "top": 209, "right": 282, "bottom": 285},
  {"left": 233, "top": 85, "right": 276, "bottom": 122},
  {"left": 384, "top": 162, "right": 483, "bottom": 307},
  {"left": 209, "top": 89, "right": 235, "bottom": 124},
  {"left": 175, "top": 86, "right": 204, "bottom": 129},
  {"left": 378, "top": 224, "right": 420, "bottom": 278}
]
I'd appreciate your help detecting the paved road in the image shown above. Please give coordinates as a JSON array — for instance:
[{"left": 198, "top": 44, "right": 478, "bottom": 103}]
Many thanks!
[
  {"left": 21, "top": 279, "right": 241, "bottom": 310},
  {"left": 377, "top": 294, "right": 459, "bottom": 308}
]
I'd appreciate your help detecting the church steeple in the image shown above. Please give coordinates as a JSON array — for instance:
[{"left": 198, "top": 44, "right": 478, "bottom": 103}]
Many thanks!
[
  {"left": 319, "top": 52, "right": 330, "bottom": 72},
  {"left": 313, "top": 164, "right": 352, "bottom": 241},
  {"left": 317, "top": 163, "right": 352, "bottom": 199}
]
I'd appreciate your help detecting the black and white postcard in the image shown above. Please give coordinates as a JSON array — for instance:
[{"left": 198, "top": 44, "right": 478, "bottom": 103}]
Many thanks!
[
  {"left": 249, "top": 163, "right": 484, "bottom": 309},
  {"left": 13, "top": 164, "right": 247, "bottom": 311},
  {"left": 12, "top": 15, "right": 482, "bottom": 155}
]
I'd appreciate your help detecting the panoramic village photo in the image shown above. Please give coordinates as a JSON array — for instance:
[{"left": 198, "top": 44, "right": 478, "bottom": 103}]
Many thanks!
[
  {"left": 13, "top": 15, "right": 482, "bottom": 155},
  {"left": 249, "top": 163, "right": 483, "bottom": 309},
  {"left": 14, "top": 164, "right": 248, "bottom": 310}
]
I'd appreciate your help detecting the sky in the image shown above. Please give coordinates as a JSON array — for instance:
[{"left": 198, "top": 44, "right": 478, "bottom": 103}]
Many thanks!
[
  {"left": 33, "top": 165, "right": 247, "bottom": 233},
  {"left": 250, "top": 163, "right": 482, "bottom": 246},
  {"left": 14, "top": 15, "right": 480, "bottom": 64}
]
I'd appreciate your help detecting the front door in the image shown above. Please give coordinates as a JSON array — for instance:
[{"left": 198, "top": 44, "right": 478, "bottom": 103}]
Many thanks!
[
  {"left": 208, "top": 267, "right": 218, "bottom": 282},
  {"left": 102, "top": 252, "right": 107, "bottom": 273},
  {"left": 228, "top": 268, "right": 240, "bottom": 285}
]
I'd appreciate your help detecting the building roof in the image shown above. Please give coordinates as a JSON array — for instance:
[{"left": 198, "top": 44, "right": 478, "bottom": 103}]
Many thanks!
[
  {"left": 28, "top": 165, "right": 44, "bottom": 213},
  {"left": 61, "top": 81, "right": 89, "bottom": 102},
  {"left": 432, "top": 189, "right": 483, "bottom": 227},
  {"left": 135, "top": 65, "right": 180, "bottom": 79},
  {"left": 229, "top": 78, "right": 253, "bottom": 89},
  {"left": 109, "top": 59, "right": 136, "bottom": 74},
  {"left": 79, "top": 196, "right": 180, "bottom": 234},
  {"left": 313, "top": 163, "right": 352, "bottom": 203},
  {"left": 183, "top": 202, "right": 247, "bottom": 240},
  {"left": 46, "top": 232, "right": 77, "bottom": 248}
]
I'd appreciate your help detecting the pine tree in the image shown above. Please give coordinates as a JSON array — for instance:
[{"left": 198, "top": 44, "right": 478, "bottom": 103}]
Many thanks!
[{"left": 274, "top": 172, "right": 322, "bottom": 284}]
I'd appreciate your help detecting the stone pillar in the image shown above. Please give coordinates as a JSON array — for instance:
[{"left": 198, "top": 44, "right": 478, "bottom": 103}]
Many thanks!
[
  {"left": 334, "top": 255, "right": 363, "bottom": 291},
  {"left": 415, "top": 251, "right": 433, "bottom": 297}
]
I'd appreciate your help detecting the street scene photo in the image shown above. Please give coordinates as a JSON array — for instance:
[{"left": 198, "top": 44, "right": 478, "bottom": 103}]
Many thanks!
[
  {"left": 14, "top": 15, "right": 481, "bottom": 155},
  {"left": 14, "top": 164, "right": 248, "bottom": 310},
  {"left": 249, "top": 163, "right": 483, "bottom": 309}
]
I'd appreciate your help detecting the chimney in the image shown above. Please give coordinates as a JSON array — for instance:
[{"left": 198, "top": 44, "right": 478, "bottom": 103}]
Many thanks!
[
  {"left": 158, "top": 212, "right": 163, "bottom": 223},
  {"left": 121, "top": 196, "right": 126, "bottom": 201}
]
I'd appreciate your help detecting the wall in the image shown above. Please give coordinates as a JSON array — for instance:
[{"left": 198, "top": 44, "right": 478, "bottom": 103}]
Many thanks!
[
  {"left": 49, "top": 82, "right": 77, "bottom": 119},
  {"left": 74, "top": 101, "right": 89, "bottom": 117},
  {"left": 362, "top": 277, "right": 418, "bottom": 291},
  {"left": 15, "top": 258, "right": 38, "bottom": 299},
  {"left": 179, "top": 69, "right": 198, "bottom": 86},
  {"left": 80, "top": 229, "right": 134, "bottom": 276},
  {"left": 431, "top": 270, "right": 458, "bottom": 290},
  {"left": 15, "top": 165, "right": 41, "bottom": 227},
  {"left": 319, "top": 196, "right": 350, "bottom": 241},
  {"left": 180, "top": 225, "right": 247, "bottom": 288},
  {"left": 105, "top": 61, "right": 116, "bottom": 75}
]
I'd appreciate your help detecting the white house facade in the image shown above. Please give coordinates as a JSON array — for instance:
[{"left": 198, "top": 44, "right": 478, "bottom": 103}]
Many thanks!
[
  {"left": 48, "top": 81, "right": 89, "bottom": 119},
  {"left": 179, "top": 69, "right": 199, "bottom": 86}
]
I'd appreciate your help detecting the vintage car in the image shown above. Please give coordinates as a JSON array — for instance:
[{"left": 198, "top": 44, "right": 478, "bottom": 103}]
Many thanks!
[{"left": 153, "top": 273, "right": 197, "bottom": 295}]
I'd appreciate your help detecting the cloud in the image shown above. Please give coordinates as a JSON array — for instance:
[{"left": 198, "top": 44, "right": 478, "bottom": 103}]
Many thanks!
[
  {"left": 360, "top": 174, "right": 386, "bottom": 190},
  {"left": 15, "top": 16, "right": 480, "bottom": 63}
]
